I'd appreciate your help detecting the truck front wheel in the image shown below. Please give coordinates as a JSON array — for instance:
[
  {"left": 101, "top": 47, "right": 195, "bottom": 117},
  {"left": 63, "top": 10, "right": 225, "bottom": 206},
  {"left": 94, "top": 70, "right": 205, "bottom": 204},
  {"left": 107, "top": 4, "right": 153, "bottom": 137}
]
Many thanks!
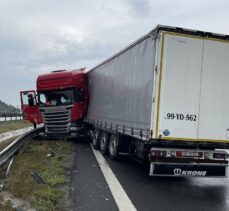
[
  {"left": 108, "top": 134, "right": 119, "bottom": 160},
  {"left": 100, "top": 132, "right": 110, "bottom": 155},
  {"left": 92, "top": 129, "right": 101, "bottom": 150}
]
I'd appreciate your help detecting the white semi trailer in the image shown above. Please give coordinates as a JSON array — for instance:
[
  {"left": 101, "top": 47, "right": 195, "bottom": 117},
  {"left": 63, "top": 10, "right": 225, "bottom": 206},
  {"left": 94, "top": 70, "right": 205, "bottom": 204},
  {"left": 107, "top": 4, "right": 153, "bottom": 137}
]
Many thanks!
[{"left": 85, "top": 25, "right": 229, "bottom": 177}]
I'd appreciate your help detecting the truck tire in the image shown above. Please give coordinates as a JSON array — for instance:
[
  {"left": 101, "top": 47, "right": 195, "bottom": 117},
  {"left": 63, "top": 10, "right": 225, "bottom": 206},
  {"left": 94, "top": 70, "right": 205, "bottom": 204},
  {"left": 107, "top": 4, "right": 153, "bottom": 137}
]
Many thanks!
[
  {"left": 92, "top": 129, "right": 101, "bottom": 150},
  {"left": 86, "top": 129, "right": 93, "bottom": 142},
  {"left": 108, "top": 134, "right": 119, "bottom": 160},
  {"left": 100, "top": 132, "right": 110, "bottom": 155}
]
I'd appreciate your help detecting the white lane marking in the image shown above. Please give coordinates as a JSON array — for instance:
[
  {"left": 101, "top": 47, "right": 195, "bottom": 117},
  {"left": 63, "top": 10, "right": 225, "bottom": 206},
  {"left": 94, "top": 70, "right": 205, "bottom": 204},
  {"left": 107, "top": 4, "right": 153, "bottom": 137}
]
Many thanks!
[
  {"left": 91, "top": 144, "right": 137, "bottom": 211},
  {"left": 0, "top": 127, "right": 33, "bottom": 143}
]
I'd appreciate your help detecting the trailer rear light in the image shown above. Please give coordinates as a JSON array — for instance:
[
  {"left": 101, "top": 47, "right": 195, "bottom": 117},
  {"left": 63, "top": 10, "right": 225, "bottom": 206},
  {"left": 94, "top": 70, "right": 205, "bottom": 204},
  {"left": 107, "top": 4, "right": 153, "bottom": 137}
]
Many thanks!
[
  {"left": 175, "top": 151, "right": 203, "bottom": 158},
  {"left": 197, "top": 152, "right": 203, "bottom": 158},
  {"left": 213, "top": 153, "right": 229, "bottom": 159},
  {"left": 171, "top": 151, "right": 176, "bottom": 157},
  {"left": 151, "top": 150, "right": 167, "bottom": 157},
  {"left": 176, "top": 151, "right": 182, "bottom": 157},
  {"left": 204, "top": 152, "right": 211, "bottom": 159}
]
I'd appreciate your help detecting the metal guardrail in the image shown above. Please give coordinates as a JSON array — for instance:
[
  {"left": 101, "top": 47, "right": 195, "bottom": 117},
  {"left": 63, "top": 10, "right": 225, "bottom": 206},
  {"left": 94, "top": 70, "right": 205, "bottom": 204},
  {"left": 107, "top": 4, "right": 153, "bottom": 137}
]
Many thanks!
[
  {"left": 0, "top": 112, "right": 22, "bottom": 117},
  {"left": 0, "top": 126, "right": 44, "bottom": 167},
  {"left": 0, "top": 113, "right": 22, "bottom": 122}
]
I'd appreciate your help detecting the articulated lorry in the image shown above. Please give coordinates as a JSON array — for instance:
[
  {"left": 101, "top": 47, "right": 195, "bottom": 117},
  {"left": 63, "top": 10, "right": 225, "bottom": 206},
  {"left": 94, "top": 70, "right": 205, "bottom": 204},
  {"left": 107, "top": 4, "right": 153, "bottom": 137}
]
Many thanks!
[
  {"left": 85, "top": 25, "right": 229, "bottom": 177},
  {"left": 21, "top": 25, "right": 229, "bottom": 177},
  {"left": 20, "top": 69, "right": 89, "bottom": 137}
]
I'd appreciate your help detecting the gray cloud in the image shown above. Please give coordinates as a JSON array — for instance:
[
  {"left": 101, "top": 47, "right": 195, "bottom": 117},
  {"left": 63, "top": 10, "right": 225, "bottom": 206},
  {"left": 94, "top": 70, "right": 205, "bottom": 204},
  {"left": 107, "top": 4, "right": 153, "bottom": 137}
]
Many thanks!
[
  {"left": 1, "top": 0, "right": 229, "bottom": 106},
  {"left": 124, "top": 0, "right": 151, "bottom": 17}
]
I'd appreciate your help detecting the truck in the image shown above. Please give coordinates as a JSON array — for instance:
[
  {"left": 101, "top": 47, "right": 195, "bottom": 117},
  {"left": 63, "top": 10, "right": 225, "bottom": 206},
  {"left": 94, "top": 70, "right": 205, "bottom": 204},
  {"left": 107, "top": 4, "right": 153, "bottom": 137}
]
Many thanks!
[
  {"left": 84, "top": 25, "right": 229, "bottom": 177},
  {"left": 20, "top": 68, "right": 89, "bottom": 137},
  {"left": 20, "top": 25, "right": 229, "bottom": 177}
]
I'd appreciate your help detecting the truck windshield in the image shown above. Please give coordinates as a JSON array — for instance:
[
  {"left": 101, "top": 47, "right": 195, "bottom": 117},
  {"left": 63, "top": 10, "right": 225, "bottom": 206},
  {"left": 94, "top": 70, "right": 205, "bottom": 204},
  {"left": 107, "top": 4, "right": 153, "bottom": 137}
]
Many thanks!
[{"left": 38, "top": 89, "right": 75, "bottom": 107}]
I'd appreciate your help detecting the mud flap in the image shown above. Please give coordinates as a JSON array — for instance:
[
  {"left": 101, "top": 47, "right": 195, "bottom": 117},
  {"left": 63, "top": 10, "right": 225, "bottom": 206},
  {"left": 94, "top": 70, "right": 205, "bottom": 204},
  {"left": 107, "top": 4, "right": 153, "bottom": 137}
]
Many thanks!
[{"left": 150, "top": 163, "right": 227, "bottom": 177}]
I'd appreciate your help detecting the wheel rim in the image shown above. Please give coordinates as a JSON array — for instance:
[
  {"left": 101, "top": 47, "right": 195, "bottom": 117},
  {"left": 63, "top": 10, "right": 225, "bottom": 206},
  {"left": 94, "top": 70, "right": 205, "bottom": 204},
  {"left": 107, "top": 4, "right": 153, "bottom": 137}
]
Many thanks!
[
  {"left": 87, "top": 130, "right": 93, "bottom": 139},
  {"left": 93, "top": 133, "right": 98, "bottom": 145},
  {"left": 101, "top": 136, "right": 106, "bottom": 149},
  {"left": 109, "top": 137, "right": 116, "bottom": 155}
]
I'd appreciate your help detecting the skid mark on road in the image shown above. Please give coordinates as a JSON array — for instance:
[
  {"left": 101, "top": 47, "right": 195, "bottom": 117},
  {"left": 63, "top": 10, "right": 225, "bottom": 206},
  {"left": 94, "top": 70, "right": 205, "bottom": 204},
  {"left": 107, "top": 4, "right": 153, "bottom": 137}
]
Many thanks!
[{"left": 91, "top": 144, "right": 137, "bottom": 211}]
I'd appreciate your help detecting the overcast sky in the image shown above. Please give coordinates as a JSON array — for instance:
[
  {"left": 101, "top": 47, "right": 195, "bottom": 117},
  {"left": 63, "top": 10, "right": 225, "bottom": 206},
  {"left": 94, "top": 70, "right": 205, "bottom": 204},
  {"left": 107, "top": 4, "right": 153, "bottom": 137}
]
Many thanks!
[{"left": 0, "top": 0, "right": 229, "bottom": 107}]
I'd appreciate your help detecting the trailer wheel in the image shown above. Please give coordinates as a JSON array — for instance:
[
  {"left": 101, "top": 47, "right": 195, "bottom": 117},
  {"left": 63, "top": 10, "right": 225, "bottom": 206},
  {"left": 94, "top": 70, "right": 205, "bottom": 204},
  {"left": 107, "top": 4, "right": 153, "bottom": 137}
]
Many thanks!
[
  {"left": 108, "top": 134, "right": 119, "bottom": 160},
  {"left": 100, "top": 132, "right": 110, "bottom": 155},
  {"left": 86, "top": 129, "right": 93, "bottom": 142},
  {"left": 92, "top": 129, "right": 101, "bottom": 150}
]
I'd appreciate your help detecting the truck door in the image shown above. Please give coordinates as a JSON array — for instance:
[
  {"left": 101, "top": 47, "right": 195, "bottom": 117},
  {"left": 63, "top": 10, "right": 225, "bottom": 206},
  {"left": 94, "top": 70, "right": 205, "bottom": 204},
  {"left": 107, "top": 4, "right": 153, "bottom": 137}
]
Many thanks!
[{"left": 20, "top": 90, "right": 43, "bottom": 125}]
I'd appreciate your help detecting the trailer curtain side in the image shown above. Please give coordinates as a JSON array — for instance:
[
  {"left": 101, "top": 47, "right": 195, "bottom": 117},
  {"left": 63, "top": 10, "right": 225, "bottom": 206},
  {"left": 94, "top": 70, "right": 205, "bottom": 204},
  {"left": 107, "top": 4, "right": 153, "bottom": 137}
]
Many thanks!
[{"left": 86, "top": 36, "right": 156, "bottom": 139}]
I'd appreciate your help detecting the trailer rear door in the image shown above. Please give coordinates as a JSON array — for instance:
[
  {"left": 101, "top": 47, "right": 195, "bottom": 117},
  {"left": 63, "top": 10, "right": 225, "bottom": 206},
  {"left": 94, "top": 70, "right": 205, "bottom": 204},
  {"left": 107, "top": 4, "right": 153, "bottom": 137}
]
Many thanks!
[
  {"left": 156, "top": 32, "right": 229, "bottom": 143},
  {"left": 198, "top": 39, "right": 229, "bottom": 142},
  {"left": 155, "top": 32, "right": 203, "bottom": 140}
]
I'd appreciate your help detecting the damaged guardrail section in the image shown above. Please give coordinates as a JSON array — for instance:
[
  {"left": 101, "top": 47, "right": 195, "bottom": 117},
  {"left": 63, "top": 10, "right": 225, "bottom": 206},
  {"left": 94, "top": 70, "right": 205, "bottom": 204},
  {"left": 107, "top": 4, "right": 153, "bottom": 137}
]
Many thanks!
[{"left": 0, "top": 126, "right": 44, "bottom": 167}]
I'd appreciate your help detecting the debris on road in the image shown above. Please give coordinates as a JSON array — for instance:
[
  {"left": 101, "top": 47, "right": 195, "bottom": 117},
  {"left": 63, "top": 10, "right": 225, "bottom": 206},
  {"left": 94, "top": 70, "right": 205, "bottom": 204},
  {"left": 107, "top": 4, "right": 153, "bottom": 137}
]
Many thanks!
[
  {"left": 47, "top": 147, "right": 55, "bottom": 157},
  {"left": 0, "top": 183, "right": 4, "bottom": 192},
  {"left": 6, "top": 158, "right": 14, "bottom": 177},
  {"left": 31, "top": 170, "right": 46, "bottom": 184}
]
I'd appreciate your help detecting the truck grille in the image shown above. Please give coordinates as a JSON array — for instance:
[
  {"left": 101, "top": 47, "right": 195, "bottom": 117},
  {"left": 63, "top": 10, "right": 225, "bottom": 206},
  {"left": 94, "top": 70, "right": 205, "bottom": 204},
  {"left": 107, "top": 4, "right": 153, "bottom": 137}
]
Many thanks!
[{"left": 40, "top": 106, "right": 71, "bottom": 134}]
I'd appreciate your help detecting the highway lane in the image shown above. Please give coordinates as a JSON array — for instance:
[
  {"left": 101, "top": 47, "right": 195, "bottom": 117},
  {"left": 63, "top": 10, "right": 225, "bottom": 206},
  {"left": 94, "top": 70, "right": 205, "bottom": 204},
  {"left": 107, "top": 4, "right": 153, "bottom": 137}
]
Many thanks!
[
  {"left": 105, "top": 156, "right": 229, "bottom": 211},
  {"left": 70, "top": 141, "right": 118, "bottom": 211},
  {"left": 70, "top": 141, "right": 229, "bottom": 211}
]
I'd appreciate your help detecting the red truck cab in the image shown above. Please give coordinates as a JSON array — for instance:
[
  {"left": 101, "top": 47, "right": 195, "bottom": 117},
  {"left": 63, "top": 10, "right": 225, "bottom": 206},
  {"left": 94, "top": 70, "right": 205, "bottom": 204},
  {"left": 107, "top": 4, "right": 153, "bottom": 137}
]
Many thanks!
[{"left": 20, "top": 69, "right": 89, "bottom": 137}]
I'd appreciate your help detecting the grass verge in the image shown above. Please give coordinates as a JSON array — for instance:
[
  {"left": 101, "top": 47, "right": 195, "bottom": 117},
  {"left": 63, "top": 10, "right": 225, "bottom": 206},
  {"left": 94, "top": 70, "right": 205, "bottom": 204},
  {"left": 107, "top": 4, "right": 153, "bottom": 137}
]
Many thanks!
[
  {"left": 0, "top": 120, "right": 32, "bottom": 134},
  {"left": 0, "top": 137, "right": 16, "bottom": 151},
  {"left": 3, "top": 139, "right": 71, "bottom": 211},
  {"left": 0, "top": 198, "right": 14, "bottom": 211}
]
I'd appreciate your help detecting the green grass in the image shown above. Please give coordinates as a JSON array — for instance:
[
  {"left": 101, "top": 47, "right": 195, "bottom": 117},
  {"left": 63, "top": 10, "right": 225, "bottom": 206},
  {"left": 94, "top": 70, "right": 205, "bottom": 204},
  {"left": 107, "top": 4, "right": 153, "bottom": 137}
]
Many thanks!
[
  {"left": 6, "top": 139, "right": 71, "bottom": 211},
  {"left": 0, "top": 198, "right": 14, "bottom": 211},
  {"left": 0, "top": 120, "right": 32, "bottom": 133}
]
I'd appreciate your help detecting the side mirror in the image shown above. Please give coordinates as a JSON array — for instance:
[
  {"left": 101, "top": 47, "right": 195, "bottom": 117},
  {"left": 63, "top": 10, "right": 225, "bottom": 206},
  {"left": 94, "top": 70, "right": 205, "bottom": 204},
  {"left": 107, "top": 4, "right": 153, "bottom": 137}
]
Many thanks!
[
  {"left": 79, "top": 92, "right": 84, "bottom": 102},
  {"left": 28, "top": 94, "right": 35, "bottom": 106},
  {"left": 76, "top": 89, "right": 84, "bottom": 102}
]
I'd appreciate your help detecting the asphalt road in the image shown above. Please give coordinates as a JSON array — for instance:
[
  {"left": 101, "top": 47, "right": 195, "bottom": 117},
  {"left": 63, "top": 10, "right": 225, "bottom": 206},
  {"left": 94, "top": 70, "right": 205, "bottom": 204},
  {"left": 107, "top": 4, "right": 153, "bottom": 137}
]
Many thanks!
[
  {"left": 70, "top": 141, "right": 229, "bottom": 211},
  {"left": 70, "top": 141, "right": 118, "bottom": 211}
]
